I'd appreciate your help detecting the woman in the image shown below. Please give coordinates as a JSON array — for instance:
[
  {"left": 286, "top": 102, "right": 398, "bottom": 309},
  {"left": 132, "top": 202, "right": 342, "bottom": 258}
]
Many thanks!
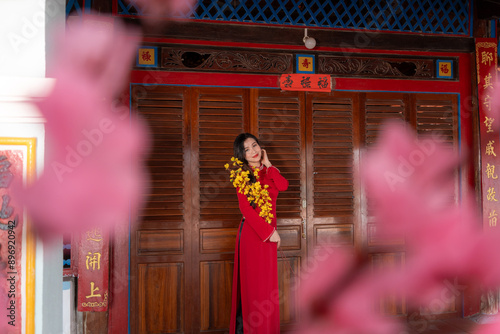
[{"left": 229, "top": 133, "right": 289, "bottom": 334}]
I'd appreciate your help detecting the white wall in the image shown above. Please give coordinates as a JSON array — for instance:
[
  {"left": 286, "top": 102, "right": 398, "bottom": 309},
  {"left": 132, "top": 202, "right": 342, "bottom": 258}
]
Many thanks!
[
  {"left": 0, "top": 0, "right": 64, "bottom": 78},
  {"left": 0, "top": 0, "right": 65, "bottom": 333}
]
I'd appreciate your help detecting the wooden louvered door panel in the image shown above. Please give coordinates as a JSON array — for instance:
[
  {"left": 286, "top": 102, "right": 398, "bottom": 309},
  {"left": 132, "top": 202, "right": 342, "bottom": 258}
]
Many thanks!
[
  {"left": 363, "top": 92, "right": 408, "bottom": 251},
  {"left": 192, "top": 87, "right": 248, "bottom": 334},
  {"left": 130, "top": 85, "right": 192, "bottom": 334},
  {"left": 362, "top": 92, "right": 412, "bottom": 318},
  {"left": 360, "top": 92, "right": 460, "bottom": 318},
  {"left": 306, "top": 91, "right": 361, "bottom": 252},
  {"left": 414, "top": 93, "right": 460, "bottom": 317},
  {"left": 255, "top": 89, "right": 306, "bottom": 330}
]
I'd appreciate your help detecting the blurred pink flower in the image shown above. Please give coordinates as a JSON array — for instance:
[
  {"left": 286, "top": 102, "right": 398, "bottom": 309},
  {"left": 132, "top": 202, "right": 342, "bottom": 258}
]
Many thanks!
[
  {"left": 361, "top": 122, "right": 500, "bottom": 303},
  {"left": 14, "top": 16, "right": 150, "bottom": 236},
  {"left": 474, "top": 317, "right": 500, "bottom": 334},
  {"left": 296, "top": 122, "right": 500, "bottom": 333},
  {"left": 294, "top": 248, "right": 402, "bottom": 334}
]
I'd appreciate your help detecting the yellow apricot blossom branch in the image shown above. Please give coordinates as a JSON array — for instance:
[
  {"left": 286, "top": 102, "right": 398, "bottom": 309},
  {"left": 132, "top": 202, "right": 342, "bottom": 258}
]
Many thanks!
[{"left": 225, "top": 157, "right": 274, "bottom": 224}]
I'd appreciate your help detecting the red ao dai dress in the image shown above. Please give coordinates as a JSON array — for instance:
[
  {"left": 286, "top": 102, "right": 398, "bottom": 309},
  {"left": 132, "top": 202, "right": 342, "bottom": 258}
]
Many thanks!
[{"left": 229, "top": 165, "right": 289, "bottom": 334}]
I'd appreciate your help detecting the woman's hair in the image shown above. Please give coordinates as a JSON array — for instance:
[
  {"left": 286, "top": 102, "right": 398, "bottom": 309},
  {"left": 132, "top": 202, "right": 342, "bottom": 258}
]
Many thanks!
[
  {"left": 233, "top": 133, "right": 260, "bottom": 164},
  {"left": 233, "top": 132, "right": 260, "bottom": 185}
]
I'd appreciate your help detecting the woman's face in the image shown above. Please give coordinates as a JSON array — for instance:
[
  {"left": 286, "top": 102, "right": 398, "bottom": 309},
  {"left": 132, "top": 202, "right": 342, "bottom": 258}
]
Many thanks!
[{"left": 243, "top": 138, "right": 261, "bottom": 166}]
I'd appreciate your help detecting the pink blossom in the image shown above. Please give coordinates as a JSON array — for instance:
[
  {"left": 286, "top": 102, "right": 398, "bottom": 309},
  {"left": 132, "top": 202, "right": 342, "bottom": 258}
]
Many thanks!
[
  {"left": 13, "top": 16, "right": 150, "bottom": 236},
  {"left": 474, "top": 317, "right": 500, "bottom": 334},
  {"left": 296, "top": 122, "right": 500, "bottom": 333},
  {"left": 295, "top": 248, "right": 402, "bottom": 334},
  {"left": 361, "top": 122, "right": 500, "bottom": 301}
]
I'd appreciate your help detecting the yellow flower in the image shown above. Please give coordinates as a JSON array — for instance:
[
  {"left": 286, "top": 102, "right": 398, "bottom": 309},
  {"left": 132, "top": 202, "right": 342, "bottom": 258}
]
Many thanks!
[{"left": 225, "top": 156, "right": 274, "bottom": 224}]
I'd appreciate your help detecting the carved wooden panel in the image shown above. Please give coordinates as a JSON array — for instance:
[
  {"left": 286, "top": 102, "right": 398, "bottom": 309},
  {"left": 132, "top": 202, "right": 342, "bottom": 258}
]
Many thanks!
[
  {"left": 200, "top": 228, "right": 238, "bottom": 253},
  {"left": 137, "top": 230, "right": 183, "bottom": 255},
  {"left": 319, "top": 55, "right": 436, "bottom": 79},
  {"left": 200, "top": 261, "right": 233, "bottom": 331},
  {"left": 134, "top": 43, "right": 459, "bottom": 80},
  {"left": 138, "top": 263, "right": 184, "bottom": 334},
  {"left": 162, "top": 47, "right": 293, "bottom": 74}
]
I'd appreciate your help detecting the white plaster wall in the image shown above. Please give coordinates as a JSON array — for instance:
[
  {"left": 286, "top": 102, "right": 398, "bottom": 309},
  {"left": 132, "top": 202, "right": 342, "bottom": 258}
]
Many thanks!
[
  {"left": 0, "top": 0, "right": 64, "bottom": 78},
  {"left": 0, "top": 0, "right": 65, "bottom": 333}
]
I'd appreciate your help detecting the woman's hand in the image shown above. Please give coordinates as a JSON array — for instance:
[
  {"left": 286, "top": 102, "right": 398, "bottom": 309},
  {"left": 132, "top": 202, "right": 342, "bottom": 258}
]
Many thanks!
[
  {"left": 261, "top": 149, "right": 272, "bottom": 168},
  {"left": 269, "top": 230, "right": 281, "bottom": 248}
]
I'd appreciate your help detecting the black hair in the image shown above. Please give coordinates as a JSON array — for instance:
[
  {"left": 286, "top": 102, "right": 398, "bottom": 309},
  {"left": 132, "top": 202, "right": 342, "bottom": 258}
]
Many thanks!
[{"left": 233, "top": 132, "right": 260, "bottom": 185}]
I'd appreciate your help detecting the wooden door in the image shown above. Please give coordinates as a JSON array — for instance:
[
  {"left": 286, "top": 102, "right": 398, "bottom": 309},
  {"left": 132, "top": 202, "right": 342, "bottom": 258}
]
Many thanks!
[
  {"left": 130, "top": 86, "right": 460, "bottom": 333},
  {"left": 131, "top": 86, "right": 307, "bottom": 333},
  {"left": 130, "top": 85, "right": 192, "bottom": 334},
  {"left": 192, "top": 87, "right": 248, "bottom": 333}
]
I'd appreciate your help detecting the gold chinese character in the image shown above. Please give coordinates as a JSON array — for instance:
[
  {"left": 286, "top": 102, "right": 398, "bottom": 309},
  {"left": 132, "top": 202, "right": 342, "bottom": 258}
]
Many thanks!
[
  {"left": 486, "top": 141, "right": 497, "bottom": 156},
  {"left": 486, "top": 163, "right": 499, "bottom": 179},
  {"left": 86, "top": 282, "right": 102, "bottom": 299},
  {"left": 86, "top": 252, "right": 101, "bottom": 271},
  {"left": 482, "top": 51, "right": 494, "bottom": 66},
  {"left": 484, "top": 73, "right": 494, "bottom": 89},
  {"left": 489, "top": 210, "right": 498, "bottom": 227},
  {"left": 487, "top": 187, "right": 498, "bottom": 202},
  {"left": 485, "top": 116, "right": 495, "bottom": 133},
  {"left": 484, "top": 95, "right": 492, "bottom": 112},
  {"left": 86, "top": 228, "right": 103, "bottom": 242}
]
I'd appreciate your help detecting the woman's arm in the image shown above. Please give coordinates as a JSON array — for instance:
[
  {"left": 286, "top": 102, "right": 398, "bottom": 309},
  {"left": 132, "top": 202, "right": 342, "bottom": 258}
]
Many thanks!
[
  {"left": 237, "top": 189, "right": 275, "bottom": 242},
  {"left": 266, "top": 166, "right": 289, "bottom": 191}
]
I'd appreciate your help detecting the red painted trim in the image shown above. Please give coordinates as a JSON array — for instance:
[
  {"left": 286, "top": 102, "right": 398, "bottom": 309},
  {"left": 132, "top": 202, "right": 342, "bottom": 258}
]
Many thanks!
[
  {"left": 112, "top": 0, "right": 118, "bottom": 16},
  {"left": 130, "top": 71, "right": 281, "bottom": 88},
  {"left": 130, "top": 70, "right": 463, "bottom": 92},
  {"left": 107, "top": 219, "right": 130, "bottom": 333}
]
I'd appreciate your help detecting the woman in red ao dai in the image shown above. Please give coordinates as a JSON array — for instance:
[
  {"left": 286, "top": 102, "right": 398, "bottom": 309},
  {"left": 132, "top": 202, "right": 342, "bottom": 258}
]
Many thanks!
[{"left": 230, "top": 133, "right": 288, "bottom": 334}]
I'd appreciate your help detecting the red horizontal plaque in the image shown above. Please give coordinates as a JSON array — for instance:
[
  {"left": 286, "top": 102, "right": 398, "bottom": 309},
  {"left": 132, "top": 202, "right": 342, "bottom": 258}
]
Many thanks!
[{"left": 279, "top": 74, "right": 333, "bottom": 92}]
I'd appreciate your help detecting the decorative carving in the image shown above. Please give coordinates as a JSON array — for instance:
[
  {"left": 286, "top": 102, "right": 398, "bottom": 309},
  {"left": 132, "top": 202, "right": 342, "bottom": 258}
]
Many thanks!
[
  {"left": 319, "top": 55, "right": 437, "bottom": 79},
  {"left": 162, "top": 48, "right": 293, "bottom": 74},
  {"left": 135, "top": 45, "right": 455, "bottom": 80}
]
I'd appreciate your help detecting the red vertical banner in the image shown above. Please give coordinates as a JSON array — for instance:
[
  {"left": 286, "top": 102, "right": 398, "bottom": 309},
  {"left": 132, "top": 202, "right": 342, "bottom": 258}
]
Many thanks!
[
  {"left": 77, "top": 228, "right": 109, "bottom": 312},
  {"left": 476, "top": 38, "right": 499, "bottom": 231}
]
